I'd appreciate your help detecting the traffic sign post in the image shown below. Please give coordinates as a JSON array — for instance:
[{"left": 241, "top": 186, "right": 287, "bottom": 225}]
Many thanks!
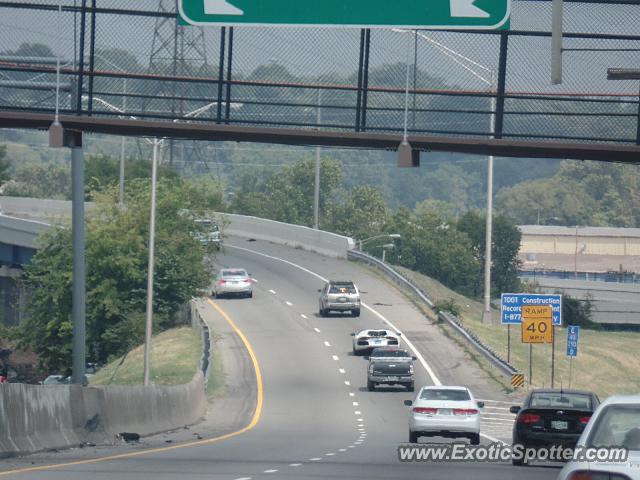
[
  {"left": 567, "top": 325, "right": 580, "bottom": 388},
  {"left": 179, "top": 0, "right": 511, "bottom": 30}
]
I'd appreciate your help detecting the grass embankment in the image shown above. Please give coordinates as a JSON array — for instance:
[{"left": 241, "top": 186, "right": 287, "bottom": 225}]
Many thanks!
[
  {"left": 396, "top": 266, "right": 640, "bottom": 399},
  {"left": 91, "top": 327, "right": 201, "bottom": 386}
]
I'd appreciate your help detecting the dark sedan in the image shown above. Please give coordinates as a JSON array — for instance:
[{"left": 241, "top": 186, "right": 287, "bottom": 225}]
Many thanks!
[{"left": 510, "top": 389, "right": 600, "bottom": 465}]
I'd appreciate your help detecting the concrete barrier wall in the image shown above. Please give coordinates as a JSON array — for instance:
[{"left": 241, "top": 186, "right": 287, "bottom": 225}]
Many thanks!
[
  {"left": 219, "top": 213, "right": 355, "bottom": 259},
  {"left": 0, "top": 372, "right": 206, "bottom": 458}
]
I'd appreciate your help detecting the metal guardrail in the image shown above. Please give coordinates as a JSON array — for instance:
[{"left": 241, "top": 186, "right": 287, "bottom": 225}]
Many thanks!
[{"left": 347, "top": 249, "right": 519, "bottom": 378}]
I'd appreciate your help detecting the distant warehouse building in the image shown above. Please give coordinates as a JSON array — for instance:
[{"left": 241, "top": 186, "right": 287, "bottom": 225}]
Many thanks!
[
  {"left": 519, "top": 225, "right": 640, "bottom": 275},
  {"left": 519, "top": 225, "right": 640, "bottom": 257}
]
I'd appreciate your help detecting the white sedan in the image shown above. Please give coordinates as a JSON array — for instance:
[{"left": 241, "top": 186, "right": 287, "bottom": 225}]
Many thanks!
[
  {"left": 558, "top": 394, "right": 640, "bottom": 480},
  {"left": 351, "top": 329, "right": 400, "bottom": 355},
  {"left": 404, "top": 386, "right": 483, "bottom": 444},
  {"left": 212, "top": 268, "right": 253, "bottom": 298}
]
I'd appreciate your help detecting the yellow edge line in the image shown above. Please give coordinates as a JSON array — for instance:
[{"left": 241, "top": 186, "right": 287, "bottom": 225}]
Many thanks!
[{"left": 0, "top": 299, "right": 263, "bottom": 478}]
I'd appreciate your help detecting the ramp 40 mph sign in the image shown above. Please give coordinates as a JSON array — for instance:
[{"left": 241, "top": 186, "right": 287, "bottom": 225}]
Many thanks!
[{"left": 179, "top": 0, "right": 511, "bottom": 30}]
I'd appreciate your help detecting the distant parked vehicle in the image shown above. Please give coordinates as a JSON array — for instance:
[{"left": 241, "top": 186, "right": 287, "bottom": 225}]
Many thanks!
[
  {"left": 318, "top": 281, "right": 360, "bottom": 317},
  {"left": 193, "top": 218, "right": 222, "bottom": 249},
  {"left": 510, "top": 388, "right": 600, "bottom": 465}
]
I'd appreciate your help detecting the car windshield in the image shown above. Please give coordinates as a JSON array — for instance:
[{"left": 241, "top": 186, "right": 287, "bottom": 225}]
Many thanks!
[
  {"left": 371, "top": 349, "right": 408, "bottom": 357},
  {"left": 530, "top": 392, "right": 592, "bottom": 409},
  {"left": 588, "top": 405, "right": 640, "bottom": 450},
  {"left": 420, "top": 389, "right": 470, "bottom": 401},
  {"left": 222, "top": 270, "right": 247, "bottom": 278},
  {"left": 329, "top": 284, "right": 356, "bottom": 294}
]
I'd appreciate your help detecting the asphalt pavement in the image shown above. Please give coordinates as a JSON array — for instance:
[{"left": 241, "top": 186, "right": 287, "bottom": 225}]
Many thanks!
[{"left": 0, "top": 238, "right": 560, "bottom": 480}]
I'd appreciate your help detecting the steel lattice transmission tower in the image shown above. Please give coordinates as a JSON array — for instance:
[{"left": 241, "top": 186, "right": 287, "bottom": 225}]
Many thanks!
[{"left": 147, "top": 0, "right": 209, "bottom": 169}]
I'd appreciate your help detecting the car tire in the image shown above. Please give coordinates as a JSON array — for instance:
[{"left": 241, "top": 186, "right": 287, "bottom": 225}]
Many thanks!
[
  {"left": 407, "top": 383, "right": 415, "bottom": 392},
  {"left": 319, "top": 308, "right": 326, "bottom": 317},
  {"left": 352, "top": 346, "right": 359, "bottom": 356},
  {"left": 367, "top": 380, "right": 375, "bottom": 391},
  {"left": 247, "top": 291, "right": 253, "bottom": 298},
  {"left": 470, "top": 433, "right": 481, "bottom": 445},
  {"left": 409, "top": 431, "right": 419, "bottom": 443},
  {"left": 352, "top": 309, "right": 360, "bottom": 317}
]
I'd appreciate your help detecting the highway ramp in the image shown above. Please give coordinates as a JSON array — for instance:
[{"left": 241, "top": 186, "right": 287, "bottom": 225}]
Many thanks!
[{"left": 0, "top": 238, "right": 556, "bottom": 480}]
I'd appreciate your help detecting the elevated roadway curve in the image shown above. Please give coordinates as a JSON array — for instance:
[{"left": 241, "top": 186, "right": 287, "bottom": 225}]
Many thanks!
[{"left": 0, "top": 238, "right": 558, "bottom": 480}]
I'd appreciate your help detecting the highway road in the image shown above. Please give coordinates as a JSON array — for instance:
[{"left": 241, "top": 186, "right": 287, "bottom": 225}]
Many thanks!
[{"left": 0, "top": 238, "right": 559, "bottom": 480}]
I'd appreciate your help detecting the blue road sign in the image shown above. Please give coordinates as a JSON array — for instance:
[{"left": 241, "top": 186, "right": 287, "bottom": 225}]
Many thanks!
[
  {"left": 501, "top": 293, "right": 562, "bottom": 326},
  {"left": 567, "top": 325, "right": 580, "bottom": 357}
]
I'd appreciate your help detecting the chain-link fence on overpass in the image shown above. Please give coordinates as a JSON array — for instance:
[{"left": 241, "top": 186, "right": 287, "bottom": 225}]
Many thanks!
[{"left": 0, "top": 0, "right": 639, "bottom": 145}]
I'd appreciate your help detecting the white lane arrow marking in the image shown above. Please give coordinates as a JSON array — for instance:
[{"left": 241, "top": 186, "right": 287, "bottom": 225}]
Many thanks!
[
  {"left": 450, "top": 0, "right": 490, "bottom": 18},
  {"left": 204, "top": 0, "right": 244, "bottom": 15}
]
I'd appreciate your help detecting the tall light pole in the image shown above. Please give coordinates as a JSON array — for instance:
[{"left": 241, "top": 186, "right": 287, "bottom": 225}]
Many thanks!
[
  {"left": 313, "top": 89, "right": 322, "bottom": 230},
  {"left": 143, "top": 138, "right": 160, "bottom": 386},
  {"left": 359, "top": 233, "right": 401, "bottom": 251},
  {"left": 394, "top": 29, "right": 498, "bottom": 324}
]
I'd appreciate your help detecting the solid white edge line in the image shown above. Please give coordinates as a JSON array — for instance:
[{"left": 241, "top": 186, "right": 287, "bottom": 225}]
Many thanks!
[{"left": 227, "top": 244, "right": 441, "bottom": 386}]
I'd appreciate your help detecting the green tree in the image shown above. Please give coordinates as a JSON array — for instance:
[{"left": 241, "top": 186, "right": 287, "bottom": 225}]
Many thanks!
[
  {"left": 3, "top": 162, "right": 70, "bottom": 199},
  {"left": 328, "top": 185, "right": 389, "bottom": 240},
  {"left": 0, "top": 146, "right": 9, "bottom": 186},
  {"left": 457, "top": 211, "right": 522, "bottom": 296},
  {"left": 20, "top": 179, "right": 220, "bottom": 374}
]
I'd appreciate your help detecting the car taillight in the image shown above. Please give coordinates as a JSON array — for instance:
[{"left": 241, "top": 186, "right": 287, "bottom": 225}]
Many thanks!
[
  {"left": 244, "top": 278, "right": 251, "bottom": 283},
  {"left": 578, "top": 416, "right": 591, "bottom": 425},
  {"left": 453, "top": 408, "right": 479, "bottom": 415},
  {"left": 517, "top": 413, "right": 541, "bottom": 424},
  {"left": 413, "top": 407, "right": 438, "bottom": 415},
  {"left": 217, "top": 280, "right": 226, "bottom": 284}
]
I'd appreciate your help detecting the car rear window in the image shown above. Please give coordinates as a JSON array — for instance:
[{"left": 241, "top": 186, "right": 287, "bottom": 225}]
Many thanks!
[
  {"left": 329, "top": 284, "right": 356, "bottom": 294},
  {"left": 371, "top": 349, "right": 409, "bottom": 357},
  {"left": 530, "top": 393, "right": 592, "bottom": 409},
  {"left": 222, "top": 269, "right": 247, "bottom": 277},
  {"left": 588, "top": 405, "right": 640, "bottom": 450},
  {"left": 420, "top": 389, "right": 470, "bottom": 401}
]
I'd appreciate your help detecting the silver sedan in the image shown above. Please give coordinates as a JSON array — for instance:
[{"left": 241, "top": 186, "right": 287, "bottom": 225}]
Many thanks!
[{"left": 213, "top": 268, "right": 253, "bottom": 298}]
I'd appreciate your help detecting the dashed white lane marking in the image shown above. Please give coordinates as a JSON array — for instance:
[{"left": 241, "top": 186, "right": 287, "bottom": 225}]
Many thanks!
[
  {"left": 344, "top": 380, "right": 350, "bottom": 386},
  {"left": 348, "top": 445, "right": 355, "bottom": 448},
  {"left": 269, "top": 289, "right": 276, "bottom": 294},
  {"left": 313, "top": 327, "right": 321, "bottom": 333},
  {"left": 339, "top": 449, "right": 347, "bottom": 452},
  {"left": 332, "top": 355, "right": 340, "bottom": 361},
  {"left": 354, "top": 410, "right": 361, "bottom": 415},
  {"left": 289, "top": 463, "right": 302, "bottom": 467},
  {"left": 358, "top": 424, "right": 364, "bottom": 427},
  {"left": 301, "top": 314, "right": 308, "bottom": 319},
  {"left": 352, "top": 401, "right": 359, "bottom": 406},
  {"left": 235, "top": 478, "right": 252, "bottom": 480},
  {"left": 349, "top": 392, "right": 355, "bottom": 397},
  {"left": 339, "top": 368, "right": 346, "bottom": 374},
  {"left": 227, "top": 244, "right": 442, "bottom": 387},
  {"left": 357, "top": 418, "right": 363, "bottom": 421},
  {"left": 325, "top": 453, "right": 335, "bottom": 456},
  {"left": 324, "top": 341, "right": 331, "bottom": 347},
  {"left": 285, "top": 301, "right": 293, "bottom": 306},
  {"left": 264, "top": 469, "right": 278, "bottom": 474},
  {"left": 309, "top": 457, "right": 322, "bottom": 461}
]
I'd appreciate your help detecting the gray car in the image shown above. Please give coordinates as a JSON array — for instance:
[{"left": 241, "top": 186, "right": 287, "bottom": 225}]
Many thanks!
[
  {"left": 213, "top": 268, "right": 253, "bottom": 298},
  {"left": 318, "top": 280, "right": 360, "bottom": 317}
]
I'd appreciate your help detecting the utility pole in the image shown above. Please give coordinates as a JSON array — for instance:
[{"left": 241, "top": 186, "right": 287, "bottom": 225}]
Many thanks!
[{"left": 313, "top": 89, "right": 322, "bottom": 230}]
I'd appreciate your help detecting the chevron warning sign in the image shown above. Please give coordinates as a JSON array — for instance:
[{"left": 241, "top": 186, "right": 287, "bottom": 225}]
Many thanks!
[{"left": 511, "top": 373, "right": 525, "bottom": 388}]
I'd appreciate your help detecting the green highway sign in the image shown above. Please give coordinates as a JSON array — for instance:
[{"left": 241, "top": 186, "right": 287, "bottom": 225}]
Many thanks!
[{"left": 179, "top": 0, "right": 510, "bottom": 30}]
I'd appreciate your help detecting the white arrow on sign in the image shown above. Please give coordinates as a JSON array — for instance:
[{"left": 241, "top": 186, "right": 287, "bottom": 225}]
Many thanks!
[
  {"left": 204, "top": 0, "right": 244, "bottom": 15},
  {"left": 450, "top": 0, "right": 491, "bottom": 18}
]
